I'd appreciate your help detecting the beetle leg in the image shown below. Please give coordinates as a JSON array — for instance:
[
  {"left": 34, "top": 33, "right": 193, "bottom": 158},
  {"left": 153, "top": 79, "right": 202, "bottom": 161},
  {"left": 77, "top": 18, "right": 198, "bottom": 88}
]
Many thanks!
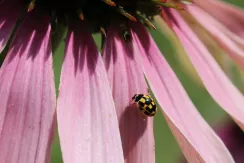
[{"left": 139, "top": 110, "right": 147, "bottom": 120}]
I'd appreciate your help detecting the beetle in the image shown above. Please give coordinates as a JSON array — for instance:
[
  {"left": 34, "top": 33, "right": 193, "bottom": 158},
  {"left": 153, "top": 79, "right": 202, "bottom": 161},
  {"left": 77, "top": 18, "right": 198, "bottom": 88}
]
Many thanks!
[{"left": 132, "top": 94, "right": 157, "bottom": 119}]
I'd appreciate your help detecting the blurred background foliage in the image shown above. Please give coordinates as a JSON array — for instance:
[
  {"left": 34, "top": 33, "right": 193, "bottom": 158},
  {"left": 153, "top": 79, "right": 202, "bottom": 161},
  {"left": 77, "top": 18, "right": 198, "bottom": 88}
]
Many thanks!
[{"left": 49, "top": 0, "right": 244, "bottom": 162}]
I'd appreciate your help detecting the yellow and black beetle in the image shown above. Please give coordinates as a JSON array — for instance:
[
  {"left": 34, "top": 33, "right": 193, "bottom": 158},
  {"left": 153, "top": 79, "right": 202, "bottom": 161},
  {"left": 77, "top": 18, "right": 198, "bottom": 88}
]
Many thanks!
[{"left": 132, "top": 94, "right": 157, "bottom": 118}]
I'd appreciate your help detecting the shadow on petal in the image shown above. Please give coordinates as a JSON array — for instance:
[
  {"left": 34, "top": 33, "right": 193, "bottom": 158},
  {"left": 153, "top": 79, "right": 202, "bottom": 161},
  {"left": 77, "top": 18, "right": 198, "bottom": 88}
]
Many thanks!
[
  {"left": 7, "top": 11, "right": 50, "bottom": 62},
  {"left": 119, "top": 104, "right": 147, "bottom": 159},
  {"left": 64, "top": 22, "right": 98, "bottom": 76}
]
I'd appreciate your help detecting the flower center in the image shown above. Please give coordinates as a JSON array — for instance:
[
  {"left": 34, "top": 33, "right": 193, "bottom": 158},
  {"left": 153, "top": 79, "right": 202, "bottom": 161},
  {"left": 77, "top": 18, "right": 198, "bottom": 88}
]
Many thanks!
[{"left": 27, "top": 0, "right": 191, "bottom": 40}]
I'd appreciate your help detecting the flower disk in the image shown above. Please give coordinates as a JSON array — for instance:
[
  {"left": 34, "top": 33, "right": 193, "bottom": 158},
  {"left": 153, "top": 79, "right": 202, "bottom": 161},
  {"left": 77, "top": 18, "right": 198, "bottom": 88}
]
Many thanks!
[{"left": 29, "top": 0, "right": 187, "bottom": 37}]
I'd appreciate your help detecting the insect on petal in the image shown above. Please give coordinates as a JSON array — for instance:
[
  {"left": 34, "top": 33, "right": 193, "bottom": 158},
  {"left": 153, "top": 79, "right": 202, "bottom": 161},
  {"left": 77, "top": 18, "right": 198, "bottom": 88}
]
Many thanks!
[
  {"left": 131, "top": 23, "right": 234, "bottom": 163},
  {"left": 103, "top": 27, "right": 155, "bottom": 163}
]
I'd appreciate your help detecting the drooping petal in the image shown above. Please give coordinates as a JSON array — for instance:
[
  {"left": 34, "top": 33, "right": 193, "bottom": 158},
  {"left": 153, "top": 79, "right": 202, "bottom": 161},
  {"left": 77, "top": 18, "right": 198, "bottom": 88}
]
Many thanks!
[
  {"left": 181, "top": 120, "right": 244, "bottom": 163},
  {"left": 168, "top": 10, "right": 244, "bottom": 130},
  {"left": 102, "top": 28, "right": 155, "bottom": 163},
  {"left": 0, "top": 12, "right": 56, "bottom": 162},
  {"left": 57, "top": 22, "right": 124, "bottom": 163},
  {"left": 130, "top": 23, "right": 234, "bottom": 163},
  {"left": 0, "top": 0, "right": 23, "bottom": 52},
  {"left": 195, "top": 0, "right": 244, "bottom": 38},
  {"left": 186, "top": 6, "right": 244, "bottom": 68}
]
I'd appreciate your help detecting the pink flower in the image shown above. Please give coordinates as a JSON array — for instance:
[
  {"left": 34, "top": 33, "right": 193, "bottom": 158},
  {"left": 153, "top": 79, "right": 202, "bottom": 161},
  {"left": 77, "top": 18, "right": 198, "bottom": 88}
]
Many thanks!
[{"left": 0, "top": 0, "right": 243, "bottom": 162}]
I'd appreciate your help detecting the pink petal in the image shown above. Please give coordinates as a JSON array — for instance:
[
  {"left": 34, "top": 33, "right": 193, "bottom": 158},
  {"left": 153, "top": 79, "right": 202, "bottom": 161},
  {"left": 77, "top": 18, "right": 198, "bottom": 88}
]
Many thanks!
[
  {"left": 215, "top": 121, "right": 244, "bottom": 163},
  {"left": 130, "top": 23, "right": 234, "bottom": 162},
  {"left": 195, "top": 0, "right": 244, "bottom": 38},
  {"left": 169, "top": 10, "right": 244, "bottom": 130},
  {"left": 187, "top": 6, "right": 244, "bottom": 68},
  {"left": 102, "top": 28, "right": 155, "bottom": 163},
  {"left": 57, "top": 23, "right": 124, "bottom": 163},
  {"left": 0, "top": 0, "right": 23, "bottom": 52},
  {"left": 0, "top": 12, "right": 56, "bottom": 162}
]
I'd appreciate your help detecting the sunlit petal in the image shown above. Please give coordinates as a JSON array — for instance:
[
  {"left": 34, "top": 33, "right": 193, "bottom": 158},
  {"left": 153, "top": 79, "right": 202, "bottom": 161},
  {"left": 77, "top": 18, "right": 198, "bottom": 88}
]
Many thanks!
[
  {"left": 169, "top": 10, "right": 244, "bottom": 130},
  {"left": 195, "top": 0, "right": 244, "bottom": 38},
  {"left": 131, "top": 23, "right": 234, "bottom": 163},
  {"left": 57, "top": 23, "right": 124, "bottom": 163},
  {"left": 0, "top": 13, "right": 56, "bottom": 162},
  {"left": 187, "top": 6, "right": 244, "bottom": 68},
  {"left": 103, "top": 28, "right": 155, "bottom": 163}
]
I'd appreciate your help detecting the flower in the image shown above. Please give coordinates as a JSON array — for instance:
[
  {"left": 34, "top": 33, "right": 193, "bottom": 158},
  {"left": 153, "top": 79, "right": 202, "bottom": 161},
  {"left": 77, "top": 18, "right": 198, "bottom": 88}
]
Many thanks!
[{"left": 0, "top": 0, "right": 244, "bottom": 162}]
